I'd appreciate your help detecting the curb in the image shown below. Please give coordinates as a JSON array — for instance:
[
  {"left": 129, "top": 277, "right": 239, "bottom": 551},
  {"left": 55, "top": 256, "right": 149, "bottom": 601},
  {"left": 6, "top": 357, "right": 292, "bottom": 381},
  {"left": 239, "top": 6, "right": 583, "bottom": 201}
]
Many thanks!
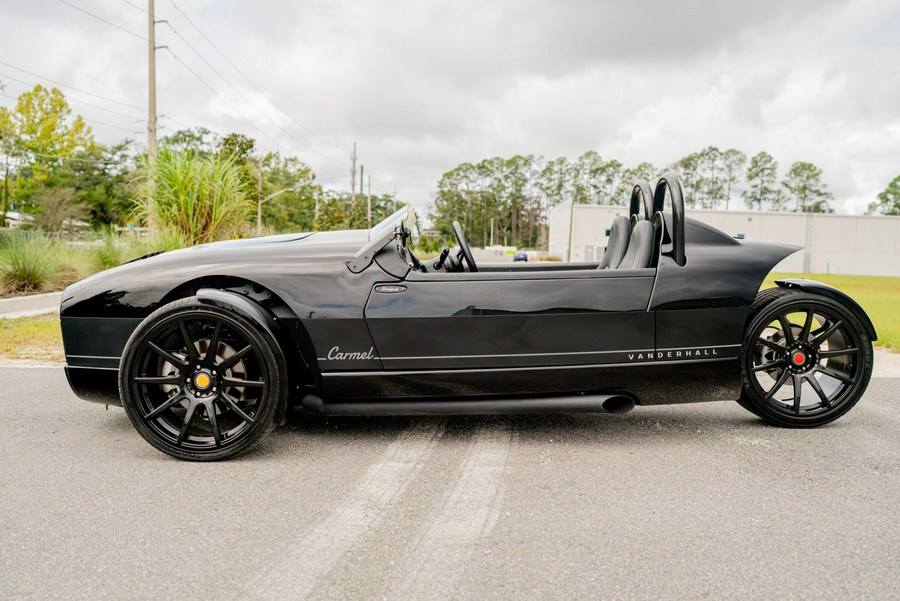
[{"left": 0, "top": 291, "right": 63, "bottom": 319}]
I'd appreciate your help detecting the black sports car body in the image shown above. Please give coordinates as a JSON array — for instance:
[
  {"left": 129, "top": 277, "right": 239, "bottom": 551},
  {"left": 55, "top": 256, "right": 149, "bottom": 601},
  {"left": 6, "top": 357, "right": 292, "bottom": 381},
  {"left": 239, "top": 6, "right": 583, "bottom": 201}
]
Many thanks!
[{"left": 60, "top": 175, "right": 877, "bottom": 460}]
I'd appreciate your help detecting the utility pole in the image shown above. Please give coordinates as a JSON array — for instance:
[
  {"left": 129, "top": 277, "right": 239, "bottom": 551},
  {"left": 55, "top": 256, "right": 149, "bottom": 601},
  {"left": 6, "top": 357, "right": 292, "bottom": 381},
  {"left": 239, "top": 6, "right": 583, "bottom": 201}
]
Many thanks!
[
  {"left": 366, "top": 174, "right": 372, "bottom": 227},
  {"left": 350, "top": 142, "right": 357, "bottom": 208},
  {"left": 256, "top": 163, "right": 263, "bottom": 235},
  {"left": 148, "top": 0, "right": 157, "bottom": 165},
  {"left": 359, "top": 164, "right": 364, "bottom": 198}
]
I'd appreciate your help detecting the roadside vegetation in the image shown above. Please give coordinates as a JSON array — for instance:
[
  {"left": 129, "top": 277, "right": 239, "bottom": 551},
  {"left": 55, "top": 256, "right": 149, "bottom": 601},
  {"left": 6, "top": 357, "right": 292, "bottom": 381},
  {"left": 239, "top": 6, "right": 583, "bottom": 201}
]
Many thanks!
[{"left": 763, "top": 273, "right": 900, "bottom": 352}]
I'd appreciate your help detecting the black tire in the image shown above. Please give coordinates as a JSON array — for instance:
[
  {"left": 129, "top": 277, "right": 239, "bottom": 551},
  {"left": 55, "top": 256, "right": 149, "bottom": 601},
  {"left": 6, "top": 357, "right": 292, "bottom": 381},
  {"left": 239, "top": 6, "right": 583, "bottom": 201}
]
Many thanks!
[
  {"left": 738, "top": 288, "right": 873, "bottom": 427},
  {"left": 119, "top": 297, "right": 287, "bottom": 460}
]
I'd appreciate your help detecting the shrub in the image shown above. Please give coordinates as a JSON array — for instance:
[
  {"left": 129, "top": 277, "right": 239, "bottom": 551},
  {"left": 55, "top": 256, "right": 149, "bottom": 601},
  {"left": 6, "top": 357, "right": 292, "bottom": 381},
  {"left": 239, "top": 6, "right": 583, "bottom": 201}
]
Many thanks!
[
  {"left": 133, "top": 148, "right": 253, "bottom": 246},
  {"left": 0, "top": 231, "right": 61, "bottom": 293}
]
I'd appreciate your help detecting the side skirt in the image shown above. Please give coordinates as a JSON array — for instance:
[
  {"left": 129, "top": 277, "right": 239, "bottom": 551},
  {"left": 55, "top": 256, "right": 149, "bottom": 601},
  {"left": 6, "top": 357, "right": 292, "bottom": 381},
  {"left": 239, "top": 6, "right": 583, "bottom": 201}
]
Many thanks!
[
  {"left": 302, "top": 392, "right": 637, "bottom": 416},
  {"left": 319, "top": 357, "right": 742, "bottom": 405}
]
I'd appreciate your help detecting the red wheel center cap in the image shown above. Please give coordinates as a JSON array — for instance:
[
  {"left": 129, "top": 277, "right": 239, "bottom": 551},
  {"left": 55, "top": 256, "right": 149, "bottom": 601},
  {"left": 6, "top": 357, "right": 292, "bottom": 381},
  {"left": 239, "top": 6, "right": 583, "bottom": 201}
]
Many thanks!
[{"left": 792, "top": 352, "right": 806, "bottom": 365}]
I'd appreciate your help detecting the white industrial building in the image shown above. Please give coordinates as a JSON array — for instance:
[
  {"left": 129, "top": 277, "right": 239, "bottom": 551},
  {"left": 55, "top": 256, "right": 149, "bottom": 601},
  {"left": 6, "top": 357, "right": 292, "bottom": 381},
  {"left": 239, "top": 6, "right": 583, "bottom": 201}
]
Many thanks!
[{"left": 548, "top": 204, "right": 900, "bottom": 276}]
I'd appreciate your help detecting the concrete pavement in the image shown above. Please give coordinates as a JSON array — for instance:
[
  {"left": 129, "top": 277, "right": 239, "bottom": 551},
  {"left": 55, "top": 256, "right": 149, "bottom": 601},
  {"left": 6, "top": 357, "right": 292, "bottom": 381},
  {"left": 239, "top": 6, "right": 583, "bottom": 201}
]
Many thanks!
[
  {"left": 0, "top": 290, "right": 62, "bottom": 319},
  {"left": 1, "top": 367, "right": 897, "bottom": 600}
]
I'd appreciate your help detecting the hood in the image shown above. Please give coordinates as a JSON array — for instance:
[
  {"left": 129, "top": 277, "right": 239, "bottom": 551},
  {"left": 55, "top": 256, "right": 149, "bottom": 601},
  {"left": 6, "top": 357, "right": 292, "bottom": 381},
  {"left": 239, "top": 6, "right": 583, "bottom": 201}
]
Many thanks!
[{"left": 62, "top": 228, "right": 373, "bottom": 312}]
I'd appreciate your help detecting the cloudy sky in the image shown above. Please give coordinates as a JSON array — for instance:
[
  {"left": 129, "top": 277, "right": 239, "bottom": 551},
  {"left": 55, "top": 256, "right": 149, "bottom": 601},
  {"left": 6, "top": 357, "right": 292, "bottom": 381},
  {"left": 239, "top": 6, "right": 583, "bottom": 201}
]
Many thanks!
[{"left": 1, "top": 0, "right": 898, "bottom": 213}]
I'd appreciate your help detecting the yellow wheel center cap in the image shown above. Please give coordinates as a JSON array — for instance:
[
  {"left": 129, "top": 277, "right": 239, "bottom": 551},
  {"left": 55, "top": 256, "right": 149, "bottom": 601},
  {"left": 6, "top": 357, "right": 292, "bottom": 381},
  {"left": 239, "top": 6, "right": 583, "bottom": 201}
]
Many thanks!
[{"left": 194, "top": 373, "right": 212, "bottom": 389}]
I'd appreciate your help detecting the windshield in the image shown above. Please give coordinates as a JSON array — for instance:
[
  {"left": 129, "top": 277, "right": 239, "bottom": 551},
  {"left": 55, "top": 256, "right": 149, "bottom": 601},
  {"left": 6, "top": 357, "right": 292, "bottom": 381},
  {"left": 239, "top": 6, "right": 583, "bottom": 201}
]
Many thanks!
[{"left": 369, "top": 204, "right": 418, "bottom": 244}]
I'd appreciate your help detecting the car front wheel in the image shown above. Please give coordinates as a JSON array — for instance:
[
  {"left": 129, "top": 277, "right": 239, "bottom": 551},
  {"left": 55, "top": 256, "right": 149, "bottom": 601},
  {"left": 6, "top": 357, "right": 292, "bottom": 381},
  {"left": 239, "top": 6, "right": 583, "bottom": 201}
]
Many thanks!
[
  {"left": 739, "top": 289, "right": 873, "bottom": 427},
  {"left": 119, "top": 297, "right": 286, "bottom": 460}
]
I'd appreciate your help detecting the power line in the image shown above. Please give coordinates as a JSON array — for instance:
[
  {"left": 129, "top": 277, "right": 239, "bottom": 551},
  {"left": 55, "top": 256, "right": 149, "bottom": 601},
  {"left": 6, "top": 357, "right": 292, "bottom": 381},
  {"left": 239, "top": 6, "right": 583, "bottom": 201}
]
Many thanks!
[
  {"left": 161, "top": 47, "right": 295, "bottom": 156},
  {"left": 0, "top": 75, "right": 142, "bottom": 120},
  {"left": 0, "top": 66, "right": 191, "bottom": 134},
  {"left": 0, "top": 91, "right": 143, "bottom": 134},
  {"left": 24, "top": 151, "right": 123, "bottom": 166},
  {"left": 157, "top": 20, "right": 347, "bottom": 165},
  {"left": 118, "top": 0, "right": 148, "bottom": 13},
  {"left": 55, "top": 0, "right": 148, "bottom": 41},
  {"left": 165, "top": 0, "right": 346, "bottom": 154},
  {"left": 0, "top": 62, "right": 144, "bottom": 111}
]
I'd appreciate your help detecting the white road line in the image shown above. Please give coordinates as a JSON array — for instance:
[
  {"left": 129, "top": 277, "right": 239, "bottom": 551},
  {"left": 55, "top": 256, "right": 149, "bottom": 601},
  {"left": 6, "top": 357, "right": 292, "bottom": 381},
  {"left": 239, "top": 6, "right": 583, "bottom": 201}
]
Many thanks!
[
  {"left": 248, "top": 421, "right": 445, "bottom": 600},
  {"left": 387, "top": 424, "right": 516, "bottom": 600}
]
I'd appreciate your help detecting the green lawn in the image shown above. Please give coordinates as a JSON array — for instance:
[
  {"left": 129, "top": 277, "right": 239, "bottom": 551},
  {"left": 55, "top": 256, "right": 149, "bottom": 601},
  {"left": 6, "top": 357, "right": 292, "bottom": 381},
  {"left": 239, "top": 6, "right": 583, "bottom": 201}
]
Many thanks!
[
  {"left": 763, "top": 273, "right": 900, "bottom": 352},
  {"left": 0, "top": 314, "right": 64, "bottom": 362}
]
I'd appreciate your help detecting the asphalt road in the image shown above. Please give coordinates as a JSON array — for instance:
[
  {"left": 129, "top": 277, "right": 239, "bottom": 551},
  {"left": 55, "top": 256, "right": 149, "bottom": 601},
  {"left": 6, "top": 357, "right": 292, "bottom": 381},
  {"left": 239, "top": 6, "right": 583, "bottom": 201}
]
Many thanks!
[{"left": 1, "top": 367, "right": 898, "bottom": 600}]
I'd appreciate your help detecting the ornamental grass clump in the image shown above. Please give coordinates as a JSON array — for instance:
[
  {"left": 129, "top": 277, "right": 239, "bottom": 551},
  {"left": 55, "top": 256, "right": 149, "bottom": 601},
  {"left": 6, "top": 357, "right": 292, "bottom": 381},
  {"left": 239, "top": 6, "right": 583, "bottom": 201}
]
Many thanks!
[
  {"left": 0, "top": 231, "right": 61, "bottom": 293},
  {"left": 134, "top": 148, "right": 253, "bottom": 246}
]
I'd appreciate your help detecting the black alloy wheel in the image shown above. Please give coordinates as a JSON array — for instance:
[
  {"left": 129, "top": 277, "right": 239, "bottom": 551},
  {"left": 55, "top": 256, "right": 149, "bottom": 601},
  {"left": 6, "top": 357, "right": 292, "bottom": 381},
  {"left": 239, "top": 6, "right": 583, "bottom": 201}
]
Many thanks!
[
  {"left": 119, "top": 297, "right": 286, "bottom": 460},
  {"left": 739, "top": 289, "right": 873, "bottom": 427}
]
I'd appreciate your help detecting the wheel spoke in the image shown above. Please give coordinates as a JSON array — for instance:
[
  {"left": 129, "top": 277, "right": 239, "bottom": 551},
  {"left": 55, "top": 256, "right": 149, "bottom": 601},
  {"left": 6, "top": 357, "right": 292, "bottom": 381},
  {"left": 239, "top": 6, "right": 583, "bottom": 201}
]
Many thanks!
[
  {"left": 148, "top": 341, "right": 188, "bottom": 368},
  {"left": 764, "top": 370, "right": 791, "bottom": 401},
  {"left": 752, "top": 359, "right": 783, "bottom": 373},
  {"left": 205, "top": 401, "right": 222, "bottom": 447},
  {"left": 205, "top": 321, "right": 223, "bottom": 362},
  {"left": 143, "top": 394, "right": 185, "bottom": 420},
  {"left": 819, "top": 348, "right": 859, "bottom": 358},
  {"left": 134, "top": 375, "right": 182, "bottom": 386},
  {"left": 219, "top": 392, "right": 254, "bottom": 423},
  {"left": 218, "top": 345, "right": 253, "bottom": 370},
  {"left": 817, "top": 365, "right": 854, "bottom": 384},
  {"left": 805, "top": 374, "right": 830, "bottom": 407},
  {"left": 792, "top": 375, "right": 803, "bottom": 415},
  {"left": 178, "top": 319, "right": 200, "bottom": 362},
  {"left": 757, "top": 337, "right": 785, "bottom": 353},
  {"left": 799, "top": 310, "right": 814, "bottom": 343},
  {"left": 176, "top": 401, "right": 198, "bottom": 445},
  {"left": 777, "top": 315, "right": 796, "bottom": 345},
  {"left": 222, "top": 377, "right": 264, "bottom": 388},
  {"left": 811, "top": 320, "right": 843, "bottom": 348}
]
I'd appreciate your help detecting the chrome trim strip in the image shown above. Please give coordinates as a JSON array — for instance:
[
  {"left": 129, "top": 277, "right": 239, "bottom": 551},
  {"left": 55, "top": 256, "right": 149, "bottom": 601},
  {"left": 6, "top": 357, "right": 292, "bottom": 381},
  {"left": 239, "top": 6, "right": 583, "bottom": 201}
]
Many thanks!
[
  {"left": 655, "top": 344, "right": 741, "bottom": 352},
  {"left": 322, "top": 356, "right": 736, "bottom": 377}
]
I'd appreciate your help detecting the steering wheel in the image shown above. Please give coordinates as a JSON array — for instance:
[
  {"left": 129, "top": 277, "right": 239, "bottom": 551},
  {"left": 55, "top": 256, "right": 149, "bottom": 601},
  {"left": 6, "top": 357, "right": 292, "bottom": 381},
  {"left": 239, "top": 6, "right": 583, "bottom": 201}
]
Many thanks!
[{"left": 452, "top": 221, "right": 478, "bottom": 272}]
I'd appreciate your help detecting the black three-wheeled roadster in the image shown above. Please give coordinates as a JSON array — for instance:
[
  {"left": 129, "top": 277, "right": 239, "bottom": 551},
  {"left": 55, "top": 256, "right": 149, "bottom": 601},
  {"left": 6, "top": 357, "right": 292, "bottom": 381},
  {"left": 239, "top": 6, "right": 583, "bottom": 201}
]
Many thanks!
[{"left": 61, "top": 175, "right": 876, "bottom": 460}]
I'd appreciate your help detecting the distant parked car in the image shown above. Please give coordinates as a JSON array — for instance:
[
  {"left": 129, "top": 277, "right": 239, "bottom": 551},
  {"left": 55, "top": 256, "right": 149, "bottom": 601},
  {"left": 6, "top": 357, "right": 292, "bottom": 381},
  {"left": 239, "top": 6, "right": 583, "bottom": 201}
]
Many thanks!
[{"left": 513, "top": 251, "right": 528, "bottom": 262}]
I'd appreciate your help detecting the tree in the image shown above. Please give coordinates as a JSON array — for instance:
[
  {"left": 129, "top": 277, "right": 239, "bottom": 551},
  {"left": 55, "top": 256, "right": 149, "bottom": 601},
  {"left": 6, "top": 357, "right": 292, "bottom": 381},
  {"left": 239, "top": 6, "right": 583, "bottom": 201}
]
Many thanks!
[
  {"left": 216, "top": 132, "right": 255, "bottom": 162},
  {"left": 674, "top": 152, "right": 702, "bottom": 207},
  {"left": 721, "top": 149, "right": 747, "bottom": 210},
  {"left": 6, "top": 85, "right": 95, "bottom": 182},
  {"left": 0, "top": 101, "right": 14, "bottom": 225},
  {"left": 743, "top": 151, "right": 781, "bottom": 211},
  {"left": 697, "top": 146, "right": 724, "bottom": 209},
  {"left": 868, "top": 175, "right": 900, "bottom": 216},
  {"left": 618, "top": 162, "right": 658, "bottom": 204},
  {"left": 31, "top": 186, "right": 85, "bottom": 231},
  {"left": 0, "top": 84, "right": 97, "bottom": 224},
  {"left": 782, "top": 161, "right": 833, "bottom": 213},
  {"left": 257, "top": 153, "right": 322, "bottom": 232},
  {"left": 315, "top": 192, "right": 346, "bottom": 231},
  {"left": 160, "top": 127, "right": 217, "bottom": 156}
]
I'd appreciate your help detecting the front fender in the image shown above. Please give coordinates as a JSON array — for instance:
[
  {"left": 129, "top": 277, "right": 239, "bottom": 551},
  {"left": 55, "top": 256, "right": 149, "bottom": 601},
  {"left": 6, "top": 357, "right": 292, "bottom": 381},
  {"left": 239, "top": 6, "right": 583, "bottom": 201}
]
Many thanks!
[
  {"left": 196, "top": 289, "right": 300, "bottom": 424},
  {"left": 775, "top": 279, "right": 877, "bottom": 340}
]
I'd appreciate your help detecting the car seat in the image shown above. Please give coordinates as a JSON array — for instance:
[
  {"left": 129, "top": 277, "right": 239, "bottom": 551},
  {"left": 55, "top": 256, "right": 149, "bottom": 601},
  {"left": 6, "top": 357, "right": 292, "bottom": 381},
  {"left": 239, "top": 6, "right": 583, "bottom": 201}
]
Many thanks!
[{"left": 598, "top": 215, "right": 630, "bottom": 269}]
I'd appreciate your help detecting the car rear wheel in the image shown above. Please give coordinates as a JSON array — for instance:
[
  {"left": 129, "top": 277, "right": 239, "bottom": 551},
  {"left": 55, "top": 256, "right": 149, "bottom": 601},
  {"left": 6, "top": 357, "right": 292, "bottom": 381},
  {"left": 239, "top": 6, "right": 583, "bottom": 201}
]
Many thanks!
[
  {"left": 739, "top": 289, "right": 873, "bottom": 427},
  {"left": 119, "top": 297, "right": 285, "bottom": 460}
]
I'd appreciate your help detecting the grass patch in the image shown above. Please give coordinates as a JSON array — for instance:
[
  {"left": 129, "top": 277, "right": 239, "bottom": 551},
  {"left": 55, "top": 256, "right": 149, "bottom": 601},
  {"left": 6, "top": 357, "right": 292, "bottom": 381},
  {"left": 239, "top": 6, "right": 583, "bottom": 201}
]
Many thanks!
[
  {"left": 0, "top": 314, "right": 64, "bottom": 362},
  {"left": 0, "top": 232, "right": 62, "bottom": 293},
  {"left": 763, "top": 273, "right": 900, "bottom": 352}
]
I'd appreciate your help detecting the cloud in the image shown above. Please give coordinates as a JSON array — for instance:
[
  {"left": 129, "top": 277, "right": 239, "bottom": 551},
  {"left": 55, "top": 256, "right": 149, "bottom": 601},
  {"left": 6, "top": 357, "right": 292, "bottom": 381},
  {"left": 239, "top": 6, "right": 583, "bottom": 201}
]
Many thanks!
[{"left": 1, "top": 0, "right": 898, "bottom": 213}]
